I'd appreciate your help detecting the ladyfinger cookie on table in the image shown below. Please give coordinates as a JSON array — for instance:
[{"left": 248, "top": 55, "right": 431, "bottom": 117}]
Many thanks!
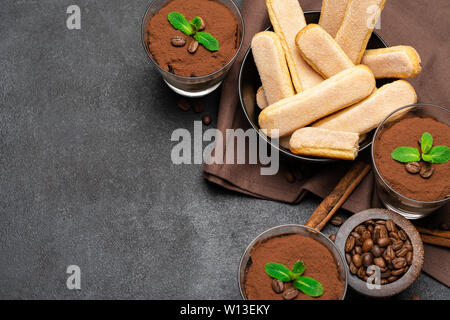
[
  {"left": 296, "top": 24, "right": 354, "bottom": 79},
  {"left": 319, "top": 0, "right": 351, "bottom": 37},
  {"left": 289, "top": 127, "right": 360, "bottom": 160},
  {"left": 267, "top": 0, "right": 323, "bottom": 92},
  {"left": 313, "top": 80, "right": 417, "bottom": 134},
  {"left": 251, "top": 32, "right": 295, "bottom": 106},
  {"left": 336, "top": 0, "right": 386, "bottom": 64},
  {"left": 256, "top": 87, "right": 269, "bottom": 109},
  {"left": 362, "top": 46, "right": 422, "bottom": 79},
  {"left": 258, "top": 65, "right": 375, "bottom": 138}
]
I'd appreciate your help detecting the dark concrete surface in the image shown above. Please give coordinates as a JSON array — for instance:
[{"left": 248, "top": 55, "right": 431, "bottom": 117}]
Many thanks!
[{"left": 0, "top": 0, "right": 448, "bottom": 299}]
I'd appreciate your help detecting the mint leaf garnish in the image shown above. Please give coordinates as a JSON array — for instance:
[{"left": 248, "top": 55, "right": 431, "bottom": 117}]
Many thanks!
[
  {"left": 194, "top": 32, "right": 219, "bottom": 51},
  {"left": 421, "top": 132, "right": 433, "bottom": 154},
  {"left": 291, "top": 260, "right": 306, "bottom": 279},
  {"left": 264, "top": 263, "right": 292, "bottom": 282},
  {"left": 293, "top": 276, "right": 324, "bottom": 297},
  {"left": 168, "top": 12, "right": 194, "bottom": 36},
  {"left": 422, "top": 146, "right": 450, "bottom": 164},
  {"left": 391, "top": 147, "right": 421, "bottom": 163},
  {"left": 190, "top": 16, "right": 203, "bottom": 31}
]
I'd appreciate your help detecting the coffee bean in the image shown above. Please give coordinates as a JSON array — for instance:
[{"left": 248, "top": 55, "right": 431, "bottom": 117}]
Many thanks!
[
  {"left": 393, "top": 257, "right": 407, "bottom": 269},
  {"left": 420, "top": 163, "right": 434, "bottom": 179},
  {"left": 202, "top": 114, "right": 212, "bottom": 126},
  {"left": 196, "top": 17, "right": 206, "bottom": 31},
  {"left": 331, "top": 216, "right": 343, "bottom": 226},
  {"left": 381, "top": 279, "right": 389, "bottom": 285},
  {"left": 349, "top": 262, "right": 358, "bottom": 275},
  {"left": 374, "top": 257, "right": 386, "bottom": 268},
  {"left": 346, "top": 253, "right": 352, "bottom": 265},
  {"left": 381, "top": 270, "right": 391, "bottom": 279},
  {"left": 371, "top": 245, "right": 383, "bottom": 258},
  {"left": 177, "top": 98, "right": 191, "bottom": 112},
  {"left": 362, "top": 238, "right": 373, "bottom": 252},
  {"left": 188, "top": 40, "right": 199, "bottom": 54},
  {"left": 171, "top": 35, "right": 186, "bottom": 47},
  {"left": 351, "top": 232, "right": 361, "bottom": 240},
  {"left": 345, "top": 236, "right": 355, "bottom": 252},
  {"left": 379, "top": 226, "right": 388, "bottom": 239},
  {"left": 374, "top": 228, "right": 380, "bottom": 242},
  {"left": 355, "top": 246, "right": 362, "bottom": 254},
  {"left": 389, "top": 232, "right": 400, "bottom": 240},
  {"left": 271, "top": 279, "right": 284, "bottom": 294},
  {"left": 391, "top": 268, "right": 406, "bottom": 276},
  {"left": 193, "top": 100, "right": 204, "bottom": 113},
  {"left": 405, "top": 162, "right": 421, "bottom": 174},
  {"left": 388, "top": 276, "right": 399, "bottom": 283},
  {"left": 406, "top": 251, "right": 413, "bottom": 265},
  {"left": 377, "top": 237, "right": 390, "bottom": 247},
  {"left": 396, "top": 247, "right": 408, "bottom": 258},
  {"left": 398, "top": 230, "right": 408, "bottom": 241},
  {"left": 353, "top": 254, "right": 362, "bottom": 268},
  {"left": 385, "top": 219, "right": 396, "bottom": 232},
  {"left": 392, "top": 240, "right": 404, "bottom": 251},
  {"left": 282, "top": 288, "right": 299, "bottom": 300},
  {"left": 404, "top": 240, "right": 413, "bottom": 251},
  {"left": 362, "top": 230, "right": 372, "bottom": 241},
  {"left": 355, "top": 225, "right": 366, "bottom": 235},
  {"left": 376, "top": 220, "right": 386, "bottom": 225},
  {"left": 362, "top": 252, "right": 373, "bottom": 268},
  {"left": 367, "top": 225, "right": 374, "bottom": 233},
  {"left": 365, "top": 220, "right": 375, "bottom": 226},
  {"left": 329, "top": 233, "right": 337, "bottom": 242},
  {"left": 357, "top": 266, "right": 366, "bottom": 279},
  {"left": 380, "top": 267, "right": 388, "bottom": 273}
]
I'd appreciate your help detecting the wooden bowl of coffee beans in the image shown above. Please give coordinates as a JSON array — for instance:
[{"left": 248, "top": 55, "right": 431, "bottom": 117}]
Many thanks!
[{"left": 334, "top": 209, "right": 424, "bottom": 297}]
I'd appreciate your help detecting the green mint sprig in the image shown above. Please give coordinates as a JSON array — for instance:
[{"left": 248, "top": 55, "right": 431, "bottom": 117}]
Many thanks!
[
  {"left": 168, "top": 12, "right": 220, "bottom": 52},
  {"left": 265, "top": 261, "right": 324, "bottom": 297},
  {"left": 391, "top": 132, "right": 450, "bottom": 164}
]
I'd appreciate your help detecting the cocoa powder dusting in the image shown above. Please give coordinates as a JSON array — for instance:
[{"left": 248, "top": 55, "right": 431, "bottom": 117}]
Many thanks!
[
  {"left": 244, "top": 234, "right": 344, "bottom": 300},
  {"left": 374, "top": 117, "right": 450, "bottom": 201},
  {"left": 146, "top": 0, "right": 239, "bottom": 77}
]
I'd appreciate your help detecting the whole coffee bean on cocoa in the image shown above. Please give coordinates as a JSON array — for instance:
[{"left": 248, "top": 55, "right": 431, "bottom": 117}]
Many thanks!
[
  {"left": 345, "top": 236, "right": 355, "bottom": 252},
  {"left": 420, "top": 163, "right": 434, "bottom": 179},
  {"left": 405, "top": 162, "right": 421, "bottom": 174},
  {"left": 352, "top": 254, "right": 362, "bottom": 268},
  {"left": 282, "top": 288, "right": 299, "bottom": 300},
  {"left": 329, "top": 233, "right": 337, "bottom": 242},
  {"left": 188, "top": 40, "right": 199, "bottom": 54},
  {"left": 331, "top": 216, "right": 343, "bottom": 226},
  {"left": 271, "top": 279, "right": 284, "bottom": 294},
  {"left": 171, "top": 35, "right": 186, "bottom": 47},
  {"left": 362, "top": 238, "right": 373, "bottom": 252}
]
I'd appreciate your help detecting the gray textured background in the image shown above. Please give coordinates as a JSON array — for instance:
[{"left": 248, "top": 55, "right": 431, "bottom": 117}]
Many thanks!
[{"left": 0, "top": 0, "right": 448, "bottom": 299}]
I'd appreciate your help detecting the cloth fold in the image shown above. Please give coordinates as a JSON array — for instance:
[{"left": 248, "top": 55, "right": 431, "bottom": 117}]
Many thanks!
[{"left": 203, "top": 0, "right": 449, "bottom": 287}]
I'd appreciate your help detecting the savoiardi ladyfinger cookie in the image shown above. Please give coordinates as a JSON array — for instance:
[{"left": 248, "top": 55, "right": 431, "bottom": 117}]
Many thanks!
[
  {"left": 295, "top": 24, "right": 354, "bottom": 79},
  {"left": 251, "top": 31, "right": 295, "bottom": 106},
  {"left": 258, "top": 65, "right": 376, "bottom": 138},
  {"left": 267, "top": 0, "right": 323, "bottom": 92},
  {"left": 313, "top": 80, "right": 417, "bottom": 134},
  {"left": 289, "top": 127, "right": 360, "bottom": 160},
  {"left": 256, "top": 87, "right": 269, "bottom": 110},
  {"left": 336, "top": 0, "right": 386, "bottom": 64},
  {"left": 319, "top": 0, "right": 351, "bottom": 37},
  {"left": 361, "top": 46, "right": 422, "bottom": 79}
]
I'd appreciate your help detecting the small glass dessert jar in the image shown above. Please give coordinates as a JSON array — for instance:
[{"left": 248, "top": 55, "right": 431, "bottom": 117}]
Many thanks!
[
  {"left": 371, "top": 104, "right": 450, "bottom": 219},
  {"left": 142, "top": 0, "right": 244, "bottom": 97}
]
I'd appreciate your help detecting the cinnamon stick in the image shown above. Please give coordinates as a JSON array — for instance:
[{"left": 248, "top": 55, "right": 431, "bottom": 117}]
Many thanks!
[
  {"left": 421, "top": 234, "right": 450, "bottom": 248},
  {"left": 306, "top": 161, "right": 371, "bottom": 231},
  {"left": 417, "top": 227, "right": 450, "bottom": 240}
]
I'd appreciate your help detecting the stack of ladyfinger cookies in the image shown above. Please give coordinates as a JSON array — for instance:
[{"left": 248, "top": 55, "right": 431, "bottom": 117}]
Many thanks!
[{"left": 252, "top": 0, "right": 421, "bottom": 160}]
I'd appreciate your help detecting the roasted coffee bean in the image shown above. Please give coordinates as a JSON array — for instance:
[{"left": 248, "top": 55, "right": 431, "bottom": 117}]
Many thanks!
[
  {"left": 385, "top": 219, "right": 396, "bottom": 232},
  {"left": 377, "top": 237, "right": 390, "bottom": 247},
  {"left": 386, "top": 246, "right": 395, "bottom": 259},
  {"left": 374, "top": 228, "right": 380, "bottom": 242},
  {"left": 177, "top": 98, "right": 191, "bottom": 111},
  {"left": 331, "top": 216, "right": 343, "bottom": 226},
  {"left": 388, "top": 276, "right": 399, "bottom": 283},
  {"left": 362, "top": 238, "right": 373, "bottom": 252},
  {"left": 357, "top": 266, "right": 366, "bottom": 279},
  {"left": 367, "top": 225, "right": 374, "bottom": 233},
  {"left": 352, "top": 254, "right": 362, "bottom": 267},
  {"left": 272, "top": 279, "right": 284, "bottom": 293},
  {"left": 392, "top": 240, "right": 404, "bottom": 251},
  {"left": 192, "top": 100, "right": 204, "bottom": 113},
  {"left": 188, "top": 40, "right": 199, "bottom": 54},
  {"left": 346, "top": 253, "right": 352, "bottom": 265},
  {"left": 374, "top": 257, "right": 386, "bottom": 268},
  {"left": 282, "top": 288, "right": 299, "bottom": 300},
  {"left": 391, "top": 268, "right": 406, "bottom": 276},
  {"left": 388, "top": 263, "right": 394, "bottom": 270},
  {"left": 380, "top": 267, "right": 388, "bottom": 273},
  {"left": 379, "top": 226, "right": 388, "bottom": 238},
  {"left": 404, "top": 240, "right": 413, "bottom": 251},
  {"left": 362, "top": 253, "right": 373, "bottom": 268},
  {"left": 381, "top": 279, "right": 389, "bottom": 285},
  {"left": 420, "top": 163, "right": 434, "bottom": 179},
  {"left": 396, "top": 247, "right": 409, "bottom": 258},
  {"left": 351, "top": 232, "right": 361, "bottom": 240},
  {"left": 355, "top": 225, "right": 366, "bottom": 235},
  {"left": 389, "top": 232, "right": 400, "bottom": 240},
  {"left": 329, "top": 233, "right": 337, "bottom": 242},
  {"left": 202, "top": 114, "right": 212, "bottom": 126},
  {"left": 406, "top": 251, "right": 413, "bottom": 265},
  {"left": 345, "top": 236, "right": 355, "bottom": 252},
  {"left": 371, "top": 245, "right": 383, "bottom": 258},
  {"left": 349, "top": 262, "right": 358, "bottom": 275},
  {"left": 355, "top": 246, "right": 362, "bottom": 254},
  {"left": 381, "top": 270, "right": 391, "bottom": 279},
  {"left": 171, "top": 35, "right": 186, "bottom": 47},
  {"left": 393, "top": 257, "right": 407, "bottom": 269},
  {"left": 365, "top": 219, "right": 375, "bottom": 226},
  {"left": 405, "top": 162, "right": 421, "bottom": 174},
  {"left": 398, "top": 230, "right": 408, "bottom": 241},
  {"left": 362, "top": 230, "right": 372, "bottom": 241},
  {"left": 376, "top": 220, "right": 386, "bottom": 225}
]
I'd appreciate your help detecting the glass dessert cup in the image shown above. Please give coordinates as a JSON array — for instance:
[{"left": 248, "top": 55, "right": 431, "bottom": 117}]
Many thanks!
[
  {"left": 238, "top": 225, "right": 348, "bottom": 300},
  {"left": 371, "top": 104, "right": 450, "bottom": 219},
  {"left": 142, "top": 0, "right": 244, "bottom": 97}
]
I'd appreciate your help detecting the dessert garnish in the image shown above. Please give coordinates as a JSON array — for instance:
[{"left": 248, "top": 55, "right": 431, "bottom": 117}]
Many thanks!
[
  {"left": 264, "top": 260, "right": 324, "bottom": 297},
  {"left": 168, "top": 12, "right": 219, "bottom": 52},
  {"left": 391, "top": 132, "right": 450, "bottom": 179}
]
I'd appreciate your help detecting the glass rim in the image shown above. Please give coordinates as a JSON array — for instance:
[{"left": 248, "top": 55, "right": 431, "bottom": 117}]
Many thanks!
[
  {"left": 237, "top": 224, "right": 348, "bottom": 300},
  {"left": 141, "top": 0, "right": 245, "bottom": 81},
  {"left": 371, "top": 103, "right": 450, "bottom": 205}
]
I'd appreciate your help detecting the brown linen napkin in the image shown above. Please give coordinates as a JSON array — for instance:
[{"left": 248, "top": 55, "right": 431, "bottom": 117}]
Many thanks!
[{"left": 203, "top": 0, "right": 450, "bottom": 286}]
